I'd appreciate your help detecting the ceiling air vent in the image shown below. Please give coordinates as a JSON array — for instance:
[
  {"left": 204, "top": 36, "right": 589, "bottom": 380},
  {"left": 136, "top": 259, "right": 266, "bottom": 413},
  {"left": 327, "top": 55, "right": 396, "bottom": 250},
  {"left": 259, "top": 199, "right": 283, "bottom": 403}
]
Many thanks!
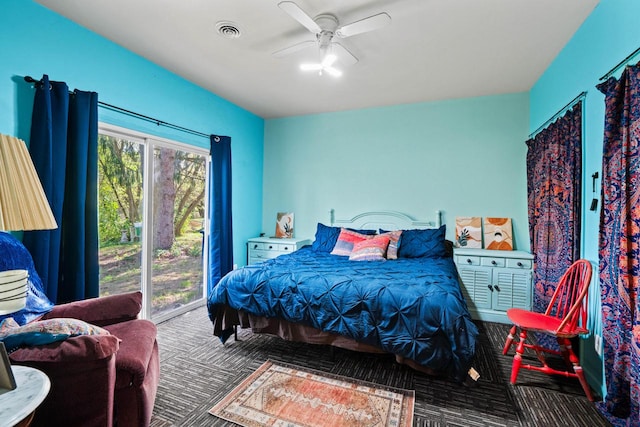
[{"left": 216, "top": 21, "right": 242, "bottom": 39}]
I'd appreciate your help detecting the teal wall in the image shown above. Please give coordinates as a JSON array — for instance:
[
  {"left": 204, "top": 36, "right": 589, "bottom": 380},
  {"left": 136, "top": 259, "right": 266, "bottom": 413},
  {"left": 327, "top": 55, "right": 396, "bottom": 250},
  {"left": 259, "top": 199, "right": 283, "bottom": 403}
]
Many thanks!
[
  {"left": 264, "top": 93, "right": 530, "bottom": 250},
  {"left": 530, "top": 0, "right": 640, "bottom": 398},
  {"left": 0, "top": 0, "right": 264, "bottom": 264}
]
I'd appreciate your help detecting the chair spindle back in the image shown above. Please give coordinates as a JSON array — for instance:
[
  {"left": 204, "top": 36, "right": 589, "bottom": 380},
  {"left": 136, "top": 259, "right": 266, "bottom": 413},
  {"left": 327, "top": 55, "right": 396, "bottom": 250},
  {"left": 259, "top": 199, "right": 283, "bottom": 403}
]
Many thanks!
[{"left": 543, "top": 260, "right": 592, "bottom": 333}]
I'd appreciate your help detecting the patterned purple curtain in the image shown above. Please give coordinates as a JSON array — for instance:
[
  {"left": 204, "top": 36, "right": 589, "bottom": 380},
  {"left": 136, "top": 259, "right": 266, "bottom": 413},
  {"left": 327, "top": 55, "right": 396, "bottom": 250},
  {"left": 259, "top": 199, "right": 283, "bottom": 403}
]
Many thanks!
[
  {"left": 526, "top": 102, "right": 582, "bottom": 313},
  {"left": 596, "top": 63, "right": 640, "bottom": 425}
]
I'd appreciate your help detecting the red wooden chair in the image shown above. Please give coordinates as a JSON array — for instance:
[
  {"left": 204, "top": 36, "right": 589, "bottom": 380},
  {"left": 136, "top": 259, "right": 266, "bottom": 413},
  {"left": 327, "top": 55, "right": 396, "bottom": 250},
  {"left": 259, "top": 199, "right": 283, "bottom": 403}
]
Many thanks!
[{"left": 502, "top": 259, "right": 595, "bottom": 401}]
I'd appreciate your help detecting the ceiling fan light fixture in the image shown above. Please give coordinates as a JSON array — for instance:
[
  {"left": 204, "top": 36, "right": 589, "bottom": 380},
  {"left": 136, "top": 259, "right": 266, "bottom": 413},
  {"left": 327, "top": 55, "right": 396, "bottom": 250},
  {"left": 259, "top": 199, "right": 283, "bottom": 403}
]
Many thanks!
[
  {"left": 322, "top": 54, "right": 337, "bottom": 67},
  {"left": 325, "top": 67, "right": 342, "bottom": 77},
  {"left": 299, "top": 61, "right": 342, "bottom": 77},
  {"left": 300, "top": 63, "right": 322, "bottom": 71}
]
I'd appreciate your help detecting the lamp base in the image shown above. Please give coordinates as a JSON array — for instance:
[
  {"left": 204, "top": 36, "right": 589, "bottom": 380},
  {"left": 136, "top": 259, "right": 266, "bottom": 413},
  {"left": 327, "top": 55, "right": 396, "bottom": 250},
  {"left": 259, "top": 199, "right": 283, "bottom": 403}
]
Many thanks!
[
  {"left": 0, "top": 269, "right": 28, "bottom": 315},
  {"left": 0, "top": 342, "right": 17, "bottom": 392}
]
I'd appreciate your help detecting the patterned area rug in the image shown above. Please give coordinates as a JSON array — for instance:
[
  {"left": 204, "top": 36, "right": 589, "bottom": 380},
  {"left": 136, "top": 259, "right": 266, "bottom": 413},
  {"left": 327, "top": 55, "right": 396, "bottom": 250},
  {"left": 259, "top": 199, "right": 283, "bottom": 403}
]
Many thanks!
[{"left": 209, "top": 359, "right": 414, "bottom": 427}]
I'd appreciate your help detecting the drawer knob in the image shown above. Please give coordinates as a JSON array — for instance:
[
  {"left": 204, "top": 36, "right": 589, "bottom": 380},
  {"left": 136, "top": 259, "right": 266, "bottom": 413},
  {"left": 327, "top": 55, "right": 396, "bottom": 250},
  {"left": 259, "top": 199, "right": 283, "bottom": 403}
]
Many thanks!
[
  {"left": 517, "top": 261, "right": 523, "bottom": 267},
  {"left": 284, "top": 246, "right": 289, "bottom": 250},
  {"left": 253, "top": 244, "right": 258, "bottom": 249},
  {"left": 466, "top": 258, "right": 472, "bottom": 264},
  {"left": 269, "top": 245, "right": 273, "bottom": 249},
  {"left": 491, "top": 260, "right": 497, "bottom": 266}
]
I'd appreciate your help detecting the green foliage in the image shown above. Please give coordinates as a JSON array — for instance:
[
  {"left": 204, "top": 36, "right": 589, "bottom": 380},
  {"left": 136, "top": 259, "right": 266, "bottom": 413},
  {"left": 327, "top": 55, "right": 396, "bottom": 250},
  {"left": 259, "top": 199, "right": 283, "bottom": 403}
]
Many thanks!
[
  {"left": 97, "top": 133, "right": 206, "bottom": 248},
  {"left": 98, "top": 135, "right": 143, "bottom": 246},
  {"left": 98, "top": 190, "right": 128, "bottom": 244}
]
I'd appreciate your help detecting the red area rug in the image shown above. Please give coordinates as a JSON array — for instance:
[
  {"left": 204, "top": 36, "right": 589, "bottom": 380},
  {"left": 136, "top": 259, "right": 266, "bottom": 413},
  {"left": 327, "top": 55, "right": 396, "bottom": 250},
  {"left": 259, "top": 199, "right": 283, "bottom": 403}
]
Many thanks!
[{"left": 209, "top": 360, "right": 414, "bottom": 427}]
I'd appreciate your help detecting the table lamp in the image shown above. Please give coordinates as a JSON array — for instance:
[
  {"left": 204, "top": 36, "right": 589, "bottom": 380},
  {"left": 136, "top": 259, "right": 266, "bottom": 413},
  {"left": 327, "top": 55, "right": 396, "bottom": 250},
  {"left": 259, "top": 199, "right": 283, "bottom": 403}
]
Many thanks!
[
  {"left": 0, "top": 133, "right": 57, "bottom": 315},
  {"left": 0, "top": 133, "right": 57, "bottom": 392}
]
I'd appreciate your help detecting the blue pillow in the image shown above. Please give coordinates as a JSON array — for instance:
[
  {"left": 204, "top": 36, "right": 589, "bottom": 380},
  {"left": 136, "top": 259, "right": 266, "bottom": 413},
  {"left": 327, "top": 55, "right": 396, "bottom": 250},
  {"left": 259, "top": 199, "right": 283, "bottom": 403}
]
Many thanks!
[
  {"left": 347, "top": 228, "right": 377, "bottom": 235},
  {"left": 397, "top": 225, "right": 448, "bottom": 258},
  {"left": 311, "top": 223, "right": 342, "bottom": 252}
]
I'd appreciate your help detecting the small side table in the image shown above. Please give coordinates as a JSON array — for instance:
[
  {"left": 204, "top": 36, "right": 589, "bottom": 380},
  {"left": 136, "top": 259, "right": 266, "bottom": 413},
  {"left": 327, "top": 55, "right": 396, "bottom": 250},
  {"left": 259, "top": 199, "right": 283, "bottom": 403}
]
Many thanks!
[
  {"left": 247, "top": 237, "right": 311, "bottom": 265},
  {"left": 0, "top": 365, "right": 50, "bottom": 427}
]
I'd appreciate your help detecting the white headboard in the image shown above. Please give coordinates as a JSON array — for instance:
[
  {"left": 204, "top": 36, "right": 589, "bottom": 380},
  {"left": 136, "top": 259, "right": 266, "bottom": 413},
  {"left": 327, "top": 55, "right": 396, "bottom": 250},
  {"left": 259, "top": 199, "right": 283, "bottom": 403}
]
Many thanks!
[{"left": 330, "top": 209, "right": 442, "bottom": 231}]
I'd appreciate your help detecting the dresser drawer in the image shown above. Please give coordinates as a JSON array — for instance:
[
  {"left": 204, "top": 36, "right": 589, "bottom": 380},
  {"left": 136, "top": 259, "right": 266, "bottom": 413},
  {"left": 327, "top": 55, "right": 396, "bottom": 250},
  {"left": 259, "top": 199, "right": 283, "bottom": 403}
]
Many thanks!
[
  {"left": 481, "top": 257, "right": 506, "bottom": 268},
  {"left": 506, "top": 258, "right": 532, "bottom": 269},
  {"left": 249, "top": 242, "right": 266, "bottom": 251},
  {"left": 456, "top": 255, "right": 481, "bottom": 266},
  {"left": 250, "top": 249, "right": 280, "bottom": 261},
  {"left": 277, "top": 243, "right": 294, "bottom": 253},
  {"left": 261, "top": 242, "right": 294, "bottom": 252}
]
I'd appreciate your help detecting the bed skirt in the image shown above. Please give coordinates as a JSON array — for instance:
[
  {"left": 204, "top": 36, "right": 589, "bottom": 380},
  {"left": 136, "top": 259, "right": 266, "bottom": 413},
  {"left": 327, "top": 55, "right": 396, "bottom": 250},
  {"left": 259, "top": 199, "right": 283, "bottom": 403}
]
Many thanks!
[{"left": 210, "top": 305, "right": 439, "bottom": 376}]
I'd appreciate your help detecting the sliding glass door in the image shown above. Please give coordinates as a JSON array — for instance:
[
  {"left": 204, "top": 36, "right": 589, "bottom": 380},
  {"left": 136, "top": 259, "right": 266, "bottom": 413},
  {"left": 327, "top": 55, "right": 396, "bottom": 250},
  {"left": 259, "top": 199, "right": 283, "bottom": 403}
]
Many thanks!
[
  {"left": 98, "top": 124, "right": 208, "bottom": 321},
  {"left": 150, "top": 146, "right": 206, "bottom": 317}
]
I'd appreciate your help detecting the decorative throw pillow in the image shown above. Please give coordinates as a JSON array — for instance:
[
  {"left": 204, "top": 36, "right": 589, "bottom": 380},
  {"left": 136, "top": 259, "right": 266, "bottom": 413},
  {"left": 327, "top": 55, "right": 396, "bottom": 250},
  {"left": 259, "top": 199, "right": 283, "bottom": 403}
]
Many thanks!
[
  {"left": 0, "top": 317, "right": 110, "bottom": 352},
  {"left": 379, "top": 230, "right": 402, "bottom": 260},
  {"left": 397, "top": 225, "right": 448, "bottom": 258},
  {"left": 311, "top": 223, "right": 342, "bottom": 253},
  {"left": 330, "top": 229, "right": 371, "bottom": 256},
  {"left": 349, "top": 234, "right": 391, "bottom": 261}
]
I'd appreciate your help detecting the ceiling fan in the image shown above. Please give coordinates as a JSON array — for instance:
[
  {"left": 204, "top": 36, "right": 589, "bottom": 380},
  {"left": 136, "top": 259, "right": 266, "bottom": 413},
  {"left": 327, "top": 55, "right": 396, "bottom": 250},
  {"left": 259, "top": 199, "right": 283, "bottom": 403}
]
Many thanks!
[{"left": 274, "top": 1, "right": 391, "bottom": 77}]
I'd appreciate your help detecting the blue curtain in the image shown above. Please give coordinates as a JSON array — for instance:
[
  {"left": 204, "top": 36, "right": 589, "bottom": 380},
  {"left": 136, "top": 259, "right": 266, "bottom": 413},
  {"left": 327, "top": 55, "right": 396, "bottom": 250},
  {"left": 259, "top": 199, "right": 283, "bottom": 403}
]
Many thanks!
[
  {"left": 207, "top": 134, "right": 233, "bottom": 295},
  {"left": 23, "top": 75, "right": 99, "bottom": 304}
]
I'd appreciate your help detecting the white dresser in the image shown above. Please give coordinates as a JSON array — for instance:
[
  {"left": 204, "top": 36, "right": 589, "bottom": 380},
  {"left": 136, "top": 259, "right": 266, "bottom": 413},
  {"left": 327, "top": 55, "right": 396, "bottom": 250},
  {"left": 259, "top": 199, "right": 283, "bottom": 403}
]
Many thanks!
[
  {"left": 454, "top": 248, "right": 534, "bottom": 323},
  {"left": 247, "top": 237, "right": 311, "bottom": 265}
]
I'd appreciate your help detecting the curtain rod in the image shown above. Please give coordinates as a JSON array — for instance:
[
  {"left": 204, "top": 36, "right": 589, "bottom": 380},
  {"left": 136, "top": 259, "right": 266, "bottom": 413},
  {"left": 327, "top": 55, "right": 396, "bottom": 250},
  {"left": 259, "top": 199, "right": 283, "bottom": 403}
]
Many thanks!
[
  {"left": 24, "top": 76, "right": 210, "bottom": 140},
  {"left": 599, "top": 46, "right": 640, "bottom": 81},
  {"left": 528, "top": 91, "right": 587, "bottom": 139}
]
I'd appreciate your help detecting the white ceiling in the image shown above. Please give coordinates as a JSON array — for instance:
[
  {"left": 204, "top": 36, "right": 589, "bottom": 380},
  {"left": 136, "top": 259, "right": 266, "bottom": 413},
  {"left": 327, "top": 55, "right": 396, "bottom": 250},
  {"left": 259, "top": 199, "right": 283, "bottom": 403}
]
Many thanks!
[{"left": 35, "top": 0, "right": 599, "bottom": 119}]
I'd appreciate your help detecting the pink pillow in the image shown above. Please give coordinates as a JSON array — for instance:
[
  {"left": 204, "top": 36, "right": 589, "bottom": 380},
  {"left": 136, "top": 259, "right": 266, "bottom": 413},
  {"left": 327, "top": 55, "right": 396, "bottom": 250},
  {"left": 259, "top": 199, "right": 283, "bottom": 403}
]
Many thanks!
[
  {"left": 330, "top": 228, "right": 370, "bottom": 256},
  {"left": 379, "top": 230, "right": 402, "bottom": 260},
  {"left": 349, "top": 235, "right": 391, "bottom": 261}
]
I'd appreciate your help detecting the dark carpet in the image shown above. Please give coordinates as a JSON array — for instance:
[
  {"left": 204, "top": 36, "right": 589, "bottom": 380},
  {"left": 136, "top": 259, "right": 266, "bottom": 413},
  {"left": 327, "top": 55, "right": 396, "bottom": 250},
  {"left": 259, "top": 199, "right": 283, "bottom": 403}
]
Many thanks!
[{"left": 150, "top": 305, "right": 610, "bottom": 426}]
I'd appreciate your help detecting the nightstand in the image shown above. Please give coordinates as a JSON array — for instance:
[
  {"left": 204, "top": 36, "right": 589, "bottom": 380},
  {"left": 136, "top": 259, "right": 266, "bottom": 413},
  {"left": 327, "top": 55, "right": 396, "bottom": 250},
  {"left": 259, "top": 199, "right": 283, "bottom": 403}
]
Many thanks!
[{"left": 247, "top": 237, "right": 311, "bottom": 265}]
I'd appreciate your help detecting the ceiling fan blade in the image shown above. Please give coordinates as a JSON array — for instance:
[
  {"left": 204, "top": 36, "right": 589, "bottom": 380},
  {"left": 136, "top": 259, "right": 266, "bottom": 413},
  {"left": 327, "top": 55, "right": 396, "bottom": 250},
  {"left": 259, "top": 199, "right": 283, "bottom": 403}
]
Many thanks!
[
  {"left": 332, "top": 43, "right": 358, "bottom": 66},
  {"left": 278, "top": 1, "right": 321, "bottom": 34},
  {"left": 273, "top": 40, "right": 316, "bottom": 58},
  {"left": 335, "top": 13, "right": 391, "bottom": 38},
  {"left": 300, "top": 63, "right": 323, "bottom": 71}
]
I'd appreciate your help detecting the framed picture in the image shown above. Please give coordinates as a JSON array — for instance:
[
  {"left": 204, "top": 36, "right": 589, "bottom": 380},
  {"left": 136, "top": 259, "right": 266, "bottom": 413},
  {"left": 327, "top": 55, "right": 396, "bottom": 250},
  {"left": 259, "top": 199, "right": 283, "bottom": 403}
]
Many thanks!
[
  {"left": 483, "top": 217, "right": 513, "bottom": 250},
  {"left": 275, "top": 212, "right": 294, "bottom": 238},
  {"left": 455, "top": 217, "right": 482, "bottom": 248},
  {"left": 0, "top": 342, "right": 16, "bottom": 393}
]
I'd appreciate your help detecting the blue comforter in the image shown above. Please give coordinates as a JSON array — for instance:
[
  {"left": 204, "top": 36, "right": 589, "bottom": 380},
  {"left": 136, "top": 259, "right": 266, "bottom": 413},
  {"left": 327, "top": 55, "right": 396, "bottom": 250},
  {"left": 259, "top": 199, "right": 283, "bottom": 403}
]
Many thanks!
[{"left": 208, "top": 247, "right": 478, "bottom": 382}]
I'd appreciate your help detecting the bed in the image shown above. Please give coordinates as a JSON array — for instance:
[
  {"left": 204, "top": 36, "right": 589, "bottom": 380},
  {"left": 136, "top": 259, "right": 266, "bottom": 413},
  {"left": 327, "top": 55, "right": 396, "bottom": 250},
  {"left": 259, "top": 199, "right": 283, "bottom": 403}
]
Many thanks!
[{"left": 207, "top": 210, "right": 479, "bottom": 382}]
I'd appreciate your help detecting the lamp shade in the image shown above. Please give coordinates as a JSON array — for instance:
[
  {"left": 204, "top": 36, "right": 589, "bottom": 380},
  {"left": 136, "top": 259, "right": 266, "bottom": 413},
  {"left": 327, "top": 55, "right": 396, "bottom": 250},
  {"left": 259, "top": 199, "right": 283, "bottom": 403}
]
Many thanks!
[{"left": 0, "top": 134, "right": 57, "bottom": 231}]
